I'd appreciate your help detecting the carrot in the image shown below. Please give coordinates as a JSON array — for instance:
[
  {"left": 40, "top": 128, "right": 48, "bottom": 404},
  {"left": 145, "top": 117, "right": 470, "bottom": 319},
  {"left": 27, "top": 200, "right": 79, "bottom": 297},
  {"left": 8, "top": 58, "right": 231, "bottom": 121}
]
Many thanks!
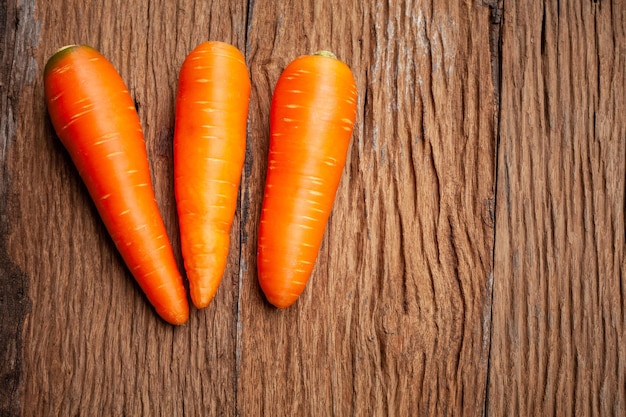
[
  {"left": 44, "top": 45, "right": 189, "bottom": 325},
  {"left": 257, "top": 51, "right": 357, "bottom": 308},
  {"left": 174, "top": 41, "right": 251, "bottom": 308}
]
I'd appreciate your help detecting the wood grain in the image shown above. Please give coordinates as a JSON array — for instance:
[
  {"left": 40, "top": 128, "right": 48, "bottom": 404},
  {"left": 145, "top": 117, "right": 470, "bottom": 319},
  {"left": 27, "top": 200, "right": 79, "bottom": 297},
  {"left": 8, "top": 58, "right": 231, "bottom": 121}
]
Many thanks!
[
  {"left": 1, "top": 3, "right": 35, "bottom": 415},
  {"left": 488, "top": 1, "right": 625, "bottom": 416},
  {"left": 2, "top": 0, "right": 623, "bottom": 416},
  {"left": 239, "top": 0, "right": 495, "bottom": 415},
  {"left": 4, "top": 1, "right": 248, "bottom": 416}
]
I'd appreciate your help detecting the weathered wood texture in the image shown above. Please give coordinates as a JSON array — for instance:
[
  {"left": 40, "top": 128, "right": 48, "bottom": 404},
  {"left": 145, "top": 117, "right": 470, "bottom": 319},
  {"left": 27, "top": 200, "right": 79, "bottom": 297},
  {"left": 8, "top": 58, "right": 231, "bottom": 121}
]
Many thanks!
[
  {"left": 488, "top": 1, "right": 625, "bottom": 417},
  {"left": 239, "top": 0, "right": 495, "bottom": 416},
  {"left": 0, "top": 0, "right": 623, "bottom": 416},
  {"left": 3, "top": 1, "right": 249, "bottom": 416}
]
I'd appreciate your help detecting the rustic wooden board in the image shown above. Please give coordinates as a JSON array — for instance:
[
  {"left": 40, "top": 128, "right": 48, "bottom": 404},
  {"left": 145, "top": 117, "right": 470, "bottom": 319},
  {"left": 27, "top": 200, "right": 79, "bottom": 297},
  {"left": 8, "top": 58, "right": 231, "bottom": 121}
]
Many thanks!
[
  {"left": 3, "top": 1, "right": 249, "bottom": 416},
  {"left": 239, "top": 1, "right": 496, "bottom": 416},
  {"left": 488, "top": 1, "right": 625, "bottom": 416},
  {"left": 1, "top": 0, "right": 623, "bottom": 416}
]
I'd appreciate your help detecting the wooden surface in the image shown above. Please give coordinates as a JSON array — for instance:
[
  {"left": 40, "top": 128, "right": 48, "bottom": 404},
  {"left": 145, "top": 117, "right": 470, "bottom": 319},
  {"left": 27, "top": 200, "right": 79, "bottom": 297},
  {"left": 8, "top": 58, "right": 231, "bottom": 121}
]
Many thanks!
[
  {"left": 0, "top": 0, "right": 623, "bottom": 416},
  {"left": 488, "top": 2, "right": 625, "bottom": 416}
]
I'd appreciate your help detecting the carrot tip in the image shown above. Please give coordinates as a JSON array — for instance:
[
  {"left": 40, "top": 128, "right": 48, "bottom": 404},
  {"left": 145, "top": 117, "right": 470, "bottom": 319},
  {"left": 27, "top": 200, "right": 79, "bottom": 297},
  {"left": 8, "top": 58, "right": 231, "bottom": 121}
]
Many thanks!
[
  {"left": 313, "top": 50, "right": 338, "bottom": 60},
  {"left": 55, "top": 44, "right": 78, "bottom": 54},
  {"left": 45, "top": 44, "right": 95, "bottom": 75}
]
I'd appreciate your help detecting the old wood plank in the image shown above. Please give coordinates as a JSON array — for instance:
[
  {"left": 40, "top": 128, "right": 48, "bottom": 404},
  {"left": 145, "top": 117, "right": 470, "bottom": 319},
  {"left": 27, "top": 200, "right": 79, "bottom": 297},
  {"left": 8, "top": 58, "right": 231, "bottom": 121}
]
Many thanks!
[
  {"left": 2, "top": 0, "right": 247, "bottom": 415},
  {"left": 0, "top": 2, "right": 36, "bottom": 415},
  {"left": 488, "top": 1, "right": 626, "bottom": 416},
  {"left": 239, "top": 1, "right": 496, "bottom": 415}
]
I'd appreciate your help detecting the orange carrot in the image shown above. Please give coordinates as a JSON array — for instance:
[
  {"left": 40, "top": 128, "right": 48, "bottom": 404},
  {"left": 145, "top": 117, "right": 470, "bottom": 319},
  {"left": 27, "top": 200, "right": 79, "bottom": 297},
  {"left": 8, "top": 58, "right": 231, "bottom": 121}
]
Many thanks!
[
  {"left": 257, "top": 51, "right": 357, "bottom": 308},
  {"left": 44, "top": 45, "right": 189, "bottom": 325},
  {"left": 174, "top": 41, "right": 251, "bottom": 308}
]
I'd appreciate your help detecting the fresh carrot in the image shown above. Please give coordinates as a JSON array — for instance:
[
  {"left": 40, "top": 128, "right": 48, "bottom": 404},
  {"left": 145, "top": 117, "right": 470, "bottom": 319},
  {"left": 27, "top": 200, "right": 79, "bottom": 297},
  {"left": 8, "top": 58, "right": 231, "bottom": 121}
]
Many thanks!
[
  {"left": 257, "top": 51, "right": 358, "bottom": 308},
  {"left": 174, "top": 41, "right": 251, "bottom": 308},
  {"left": 44, "top": 45, "right": 189, "bottom": 325}
]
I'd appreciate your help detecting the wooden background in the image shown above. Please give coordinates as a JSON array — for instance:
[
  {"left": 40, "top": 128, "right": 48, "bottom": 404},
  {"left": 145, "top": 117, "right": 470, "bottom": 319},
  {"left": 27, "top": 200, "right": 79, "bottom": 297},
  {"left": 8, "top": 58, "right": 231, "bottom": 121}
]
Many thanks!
[{"left": 1, "top": 0, "right": 624, "bottom": 416}]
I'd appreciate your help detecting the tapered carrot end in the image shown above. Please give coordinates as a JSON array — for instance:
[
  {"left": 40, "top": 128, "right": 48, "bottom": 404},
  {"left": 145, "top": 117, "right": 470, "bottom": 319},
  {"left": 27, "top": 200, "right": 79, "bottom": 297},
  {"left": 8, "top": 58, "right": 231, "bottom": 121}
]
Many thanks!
[
  {"left": 165, "top": 313, "right": 189, "bottom": 326},
  {"left": 187, "top": 264, "right": 225, "bottom": 309},
  {"left": 143, "top": 270, "right": 190, "bottom": 325},
  {"left": 155, "top": 302, "right": 190, "bottom": 325},
  {"left": 259, "top": 274, "right": 307, "bottom": 309},
  {"left": 265, "top": 295, "right": 298, "bottom": 309},
  {"left": 190, "top": 288, "right": 218, "bottom": 310}
]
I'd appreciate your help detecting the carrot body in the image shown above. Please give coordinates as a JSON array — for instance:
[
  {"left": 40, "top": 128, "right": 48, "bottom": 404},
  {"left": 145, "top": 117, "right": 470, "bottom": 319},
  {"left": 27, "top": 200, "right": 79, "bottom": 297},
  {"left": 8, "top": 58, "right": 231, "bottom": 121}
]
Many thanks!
[
  {"left": 44, "top": 45, "right": 189, "bottom": 325},
  {"left": 174, "top": 41, "right": 250, "bottom": 308},
  {"left": 257, "top": 52, "right": 357, "bottom": 308}
]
